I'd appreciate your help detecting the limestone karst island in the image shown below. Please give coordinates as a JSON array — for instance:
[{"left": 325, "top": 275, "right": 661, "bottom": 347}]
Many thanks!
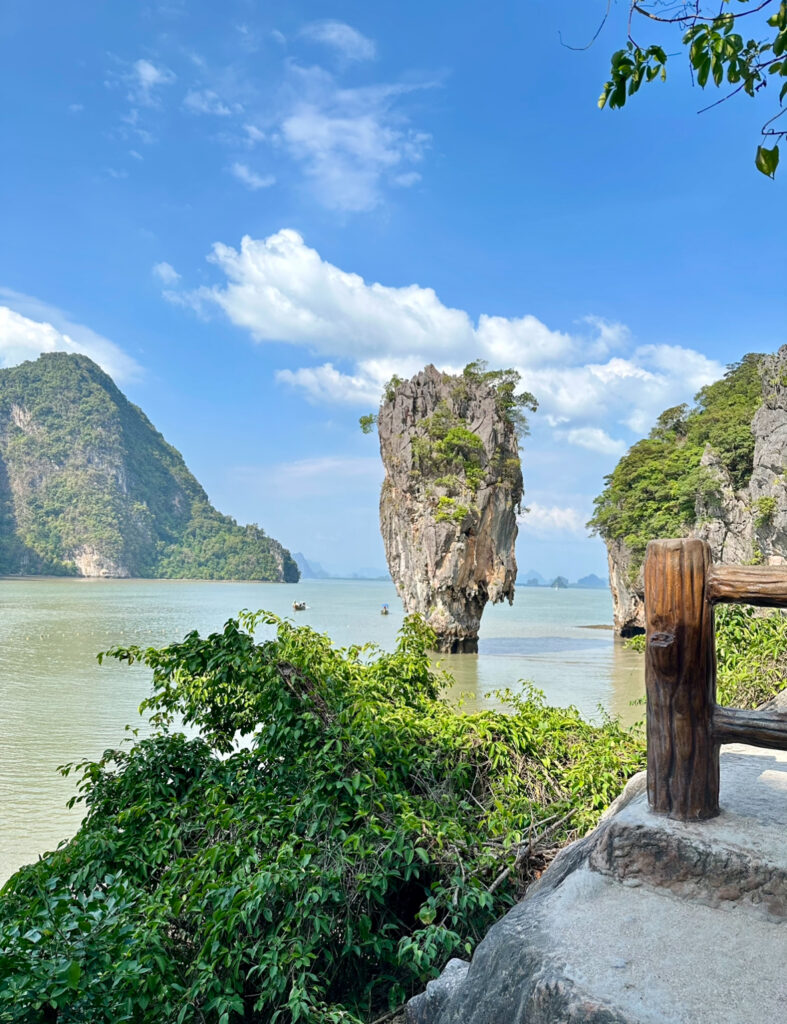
[{"left": 2, "top": 3, "right": 786, "bottom": 1023}]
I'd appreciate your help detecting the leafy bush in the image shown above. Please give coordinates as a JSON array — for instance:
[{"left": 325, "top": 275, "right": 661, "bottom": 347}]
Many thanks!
[
  {"left": 433, "top": 497, "right": 470, "bottom": 524},
  {"left": 623, "top": 605, "right": 787, "bottom": 708},
  {"left": 753, "top": 496, "right": 777, "bottom": 528},
  {"left": 715, "top": 605, "right": 787, "bottom": 708},
  {"left": 459, "top": 361, "right": 537, "bottom": 437},
  {"left": 0, "top": 615, "right": 643, "bottom": 1024}
]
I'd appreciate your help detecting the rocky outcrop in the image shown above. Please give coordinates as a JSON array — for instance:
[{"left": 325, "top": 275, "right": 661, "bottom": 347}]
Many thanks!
[
  {"left": 605, "top": 539, "right": 645, "bottom": 637},
  {"left": 377, "top": 365, "right": 524, "bottom": 653},
  {"left": 72, "top": 546, "right": 131, "bottom": 578},
  {"left": 608, "top": 347, "right": 787, "bottom": 633},
  {"left": 406, "top": 744, "right": 787, "bottom": 1024}
]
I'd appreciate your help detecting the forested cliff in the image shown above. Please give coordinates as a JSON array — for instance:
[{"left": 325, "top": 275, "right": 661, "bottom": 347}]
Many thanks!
[
  {"left": 590, "top": 348, "right": 787, "bottom": 633},
  {"left": 0, "top": 353, "right": 298, "bottom": 581}
]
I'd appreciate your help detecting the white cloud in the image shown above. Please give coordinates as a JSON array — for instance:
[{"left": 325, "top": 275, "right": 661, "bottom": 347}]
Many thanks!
[
  {"left": 130, "top": 59, "right": 175, "bottom": 106},
  {"left": 229, "top": 162, "right": 275, "bottom": 190},
  {"left": 104, "top": 31, "right": 431, "bottom": 213},
  {"left": 68, "top": 103, "right": 84, "bottom": 114},
  {"left": 244, "top": 124, "right": 266, "bottom": 144},
  {"left": 563, "top": 427, "right": 627, "bottom": 457},
  {"left": 152, "top": 261, "right": 180, "bottom": 285},
  {"left": 278, "top": 66, "right": 433, "bottom": 211},
  {"left": 393, "top": 171, "right": 421, "bottom": 188},
  {"left": 198, "top": 231, "right": 573, "bottom": 366},
  {"left": 582, "top": 315, "right": 630, "bottom": 355},
  {"left": 120, "top": 107, "right": 155, "bottom": 145},
  {"left": 301, "top": 21, "right": 377, "bottom": 62},
  {"left": 518, "top": 503, "right": 587, "bottom": 537},
  {"left": 0, "top": 292, "right": 142, "bottom": 382},
  {"left": 173, "top": 229, "right": 725, "bottom": 458},
  {"left": 183, "top": 89, "right": 233, "bottom": 117},
  {"left": 276, "top": 363, "right": 382, "bottom": 405}
]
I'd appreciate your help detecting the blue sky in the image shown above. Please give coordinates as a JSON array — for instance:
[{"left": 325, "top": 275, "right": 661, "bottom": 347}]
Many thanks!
[{"left": 1, "top": 0, "right": 784, "bottom": 579}]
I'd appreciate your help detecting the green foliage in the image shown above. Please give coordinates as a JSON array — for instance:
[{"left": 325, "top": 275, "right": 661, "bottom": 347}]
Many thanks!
[
  {"left": 715, "top": 604, "right": 787, "bottom": 707},
  {"left": 600, "top": 2, "right": 787, "bottom": 177},
  {"left": 623, "top": 634, "right": 646, "bottom": 653},
  {"left": 624, "top": 605, "right": 787, "bottom": 708},
  {"left": 460, "top": 361, "right": 537, "bottom": 437},
  {"left": 433, "top": 496, "right": 470, "bottom": 524},
  {"left": 0, "top": 615, "right": 644, "bottom": 1023},
  {"left": 358, "top": 414, "right": 378, "bottom": 435},
  {"left": 753, "top": 495, "right": 777, "bottom": 527},
  {"left": 589, "top": 355, "right": 764, "bottom": 572},
  {"left": 383, "top": 375, "right": 404, "bottom": 403},
  {"left": 410, "top": 403, "right": 487, "bottom": 504},
  {"left": 0, "top": 354, "right": 297, "bottom": 582}
]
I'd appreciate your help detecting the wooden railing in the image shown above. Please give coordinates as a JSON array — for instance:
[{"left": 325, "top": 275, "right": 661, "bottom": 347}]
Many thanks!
[{"left": 645, "top": 538, "right": 787, "bottom": 821}]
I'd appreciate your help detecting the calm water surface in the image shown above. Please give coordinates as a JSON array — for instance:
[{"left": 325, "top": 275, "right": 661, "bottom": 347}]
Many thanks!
[{"left": 0, "top": 578, "right": 644, "bottom": 883}]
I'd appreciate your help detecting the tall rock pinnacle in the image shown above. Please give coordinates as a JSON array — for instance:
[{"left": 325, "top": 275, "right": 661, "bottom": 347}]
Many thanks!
[{"left": 374, "top": 363, "right": 533, "bottom": 653}]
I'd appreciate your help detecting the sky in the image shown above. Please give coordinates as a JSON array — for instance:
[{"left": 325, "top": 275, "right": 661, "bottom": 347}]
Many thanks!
[{"left": 1, "top": 0, "right": 784, "bottom": 579}]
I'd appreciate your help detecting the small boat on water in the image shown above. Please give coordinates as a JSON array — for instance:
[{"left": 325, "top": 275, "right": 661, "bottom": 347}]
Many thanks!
[
  {"left": 380, "top": 604, "right": 389, "bottom": 615},
  {"left": 292, "top": 601, "right": 307, "bottom": 611}
]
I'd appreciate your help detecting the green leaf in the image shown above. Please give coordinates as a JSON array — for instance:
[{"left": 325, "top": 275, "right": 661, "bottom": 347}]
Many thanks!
[
  {"left": 755, "top": 144, "right": 780, "bottom": 178},
  {"left": 65, "top": 961, "right": 81, "bottom": 990}
]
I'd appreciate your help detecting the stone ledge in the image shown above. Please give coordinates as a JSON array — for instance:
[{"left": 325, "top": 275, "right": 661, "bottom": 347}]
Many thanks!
[
  {"left": 406, "top": 744, "right": 787, "bottom": 1024},
  {"left": 588, "top": 747, "right": 787, "bottom": 920}
]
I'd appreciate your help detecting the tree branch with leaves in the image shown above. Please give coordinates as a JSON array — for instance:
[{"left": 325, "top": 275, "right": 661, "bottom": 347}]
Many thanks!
[{"left": 598, "top": 1, "right": 787, "bottom": 177}]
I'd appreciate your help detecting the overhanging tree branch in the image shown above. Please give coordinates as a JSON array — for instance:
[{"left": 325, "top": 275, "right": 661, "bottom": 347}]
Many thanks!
[{"left": 595, "top": 0, "right": 787, "bottom": 176}]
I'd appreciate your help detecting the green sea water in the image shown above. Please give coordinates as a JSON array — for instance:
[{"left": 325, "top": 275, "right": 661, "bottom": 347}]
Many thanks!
[{"left": 0, "top": 578, "right": 644, "bottom": 883}]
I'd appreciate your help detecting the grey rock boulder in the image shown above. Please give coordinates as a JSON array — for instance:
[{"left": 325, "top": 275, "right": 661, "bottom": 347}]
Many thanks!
[{"left": 406, "top": 746, "right": 787, "bottom": 1024}]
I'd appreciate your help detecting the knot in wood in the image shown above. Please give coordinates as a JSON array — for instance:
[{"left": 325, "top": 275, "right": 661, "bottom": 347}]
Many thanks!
[{"left": 649, "top": 631, "right": 674, "bottom": 649}]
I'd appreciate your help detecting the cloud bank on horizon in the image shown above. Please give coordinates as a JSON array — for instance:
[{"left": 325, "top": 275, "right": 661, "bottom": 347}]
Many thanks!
[{"left": 165, "top": 227, "right": 723, "bottom": 460}]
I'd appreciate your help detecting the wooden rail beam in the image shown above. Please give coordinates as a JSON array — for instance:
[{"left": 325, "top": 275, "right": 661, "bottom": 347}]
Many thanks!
[
  {"left": 706, "top": 564, "right": 787, "bottom": 607},
  {"left": 644, "top": 539, "right": 719, "bottom": 820},
  {"left": 712, "top": 707, "right": 787, "bottom": 750}
]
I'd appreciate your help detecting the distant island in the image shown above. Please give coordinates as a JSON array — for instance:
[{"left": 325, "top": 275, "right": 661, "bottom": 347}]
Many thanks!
[
  {"left": 294, "top": 552, "right": 391, "bottom": 581},
  {"left": 517, "top": 569, "right": 608, "bottom": 589},
  {"left": 0, "top": 353, "right": 298, "bottom": 581}
]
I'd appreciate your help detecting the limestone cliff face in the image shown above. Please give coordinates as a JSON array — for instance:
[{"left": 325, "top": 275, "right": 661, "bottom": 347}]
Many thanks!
[
  {"left": 605, "top": 539, "right": 645, "bottom": 637},
  {"left": 377, "top": 365, "right": 523, "bottom": 653},
  {"left": 607, "top": 346, "right": 787, "bottom": 633}
]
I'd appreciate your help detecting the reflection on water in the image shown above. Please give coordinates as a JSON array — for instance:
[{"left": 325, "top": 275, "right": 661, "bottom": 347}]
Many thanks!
[{"left": 0, "top": 578, "right": 644, "bottom": 883}]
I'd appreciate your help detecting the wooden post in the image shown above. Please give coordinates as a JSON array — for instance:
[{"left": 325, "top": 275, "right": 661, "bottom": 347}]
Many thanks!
[{"left": 644, "top": 539, "right": 719, "bottom": 820}]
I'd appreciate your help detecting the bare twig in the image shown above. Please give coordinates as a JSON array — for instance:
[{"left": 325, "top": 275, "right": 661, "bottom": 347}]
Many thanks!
[
  {"left": 559, "top": 0, "right": 613, "bottom": 51},
  {"left": 370, "top": 1006, "right": 405, "bottom": 1024},
  {"left": 487, "top": 808, "right": 576, "bottom": 895},
  {"left": 631, "top": 0, "right": 774, "bottom": 25},
  {"left": 277, "top": 661, "right": 335, "bottom": 727}
]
